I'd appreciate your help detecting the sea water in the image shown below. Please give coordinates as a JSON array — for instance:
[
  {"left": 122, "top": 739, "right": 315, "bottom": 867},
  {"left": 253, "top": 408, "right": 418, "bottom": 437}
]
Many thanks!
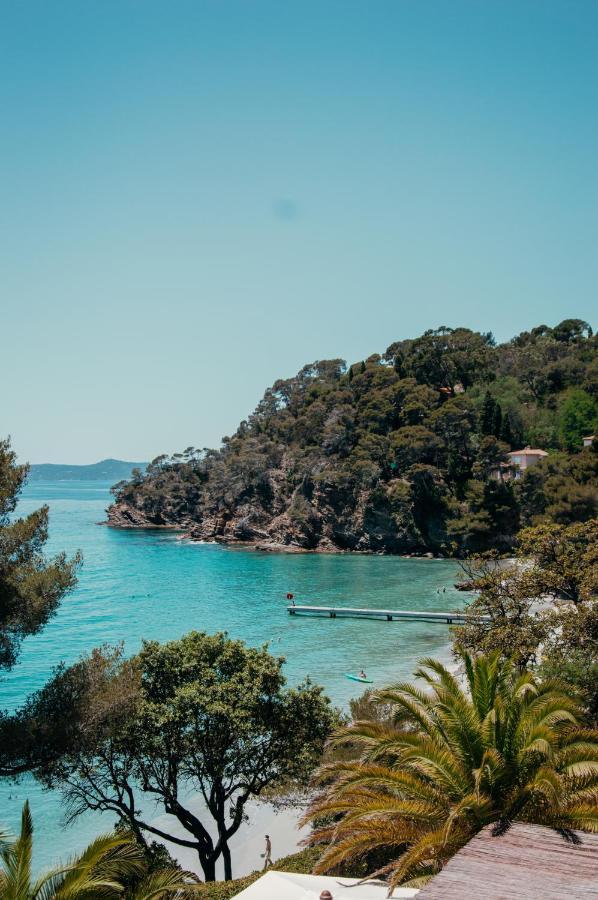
[{"left": 0, "top": 480, "right": 461, "bottom": 870}]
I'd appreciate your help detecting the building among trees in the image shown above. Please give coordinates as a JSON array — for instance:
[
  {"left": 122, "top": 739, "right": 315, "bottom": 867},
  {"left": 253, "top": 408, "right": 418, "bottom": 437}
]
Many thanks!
[
  {"left": 507, "top": 446, "right": 548, "bottom": 479},
  {"left": 491, "top": 445, "right": 548, "bottom": 481}
]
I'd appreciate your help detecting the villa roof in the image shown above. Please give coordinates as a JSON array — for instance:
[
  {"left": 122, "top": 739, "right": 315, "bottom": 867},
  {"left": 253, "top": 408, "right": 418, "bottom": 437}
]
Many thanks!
[
  {"left": 417, "top": 823, "right": 598, "bottom": 899},
  {"left": 508, "top": 447, "right": 548, "bottom": 457}
]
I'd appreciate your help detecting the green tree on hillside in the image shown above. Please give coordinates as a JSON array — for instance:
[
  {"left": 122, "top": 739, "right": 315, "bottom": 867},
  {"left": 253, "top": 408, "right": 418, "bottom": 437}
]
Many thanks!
[
  {"left": 455, "top": 520, "right": 598, "bottom": 716},
  {"left": 518, "top": 446, "right": 598, "bottom": 525},
  {"left": 560, "top": 389, "right": 598, "bottom": 451},
  {"left": 480, "top": 391, "right": 496, "bottom": 435}
]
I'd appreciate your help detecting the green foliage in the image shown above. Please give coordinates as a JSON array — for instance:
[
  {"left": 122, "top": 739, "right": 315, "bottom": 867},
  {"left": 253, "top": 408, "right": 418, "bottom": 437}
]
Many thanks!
[
  {"left": 559, "top": 389, "right": 598, "bottom": 451},
  {"left": 0, "top": 802, "right": 196, "bottom": 899},
  {"left": 110, "top": 321, "right": 597, "bottom": 555},
  {"left": 540, "top": 600, "right": 598, "bottom": 724},
  {"left": 0, "top": 438, "right": 80, "bottom": 673},
  {"left": 517, "top": 447, "right": 598, "bottom": 525},
  {"left": 0, "top": 801, "right": 141, "bottom": 899},
  {"left": 517, "top": 519, "right": 598, "bottom": 603},
  {"left": 303, "top": 650, "right": 598, "bottom": 890},
  {"left": 41, "top": 632, "right": 336, "bottom": 882},
  {"left": 454, "top": 520, "right": 598, "bottom": 718},
  {"left": 0, "top": 438, "right": 82, "bottom": 780},
  {"left": 0, "top": 654, "right": 99, "bottom": 778}
]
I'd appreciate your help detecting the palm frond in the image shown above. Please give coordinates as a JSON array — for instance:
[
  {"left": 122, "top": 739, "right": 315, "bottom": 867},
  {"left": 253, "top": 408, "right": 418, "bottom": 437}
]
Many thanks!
[
  {"left": 302, "top": 648, "right": 598, "bottom": 891},
  {"left": 129, "top": 868, "right": 201, "bottom": 900}
]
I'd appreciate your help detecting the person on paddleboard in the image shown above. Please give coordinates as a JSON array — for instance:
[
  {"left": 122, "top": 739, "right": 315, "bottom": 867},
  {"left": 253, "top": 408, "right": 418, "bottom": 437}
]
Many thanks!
[{"left": 359, "top": 669, "right": 367, "bottom": 679}]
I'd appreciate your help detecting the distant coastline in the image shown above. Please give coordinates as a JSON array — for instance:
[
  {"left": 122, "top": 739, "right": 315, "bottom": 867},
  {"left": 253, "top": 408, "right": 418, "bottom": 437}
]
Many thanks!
[{"left": 28, "top": 459, "right": 147, "bottom": 482}]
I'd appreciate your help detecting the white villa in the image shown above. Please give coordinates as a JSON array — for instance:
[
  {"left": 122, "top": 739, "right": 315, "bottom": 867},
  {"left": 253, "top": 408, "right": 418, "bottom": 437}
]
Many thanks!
[
  {"left": 507, "top": 446, "right": 548, "bottom": 479},
  {"left": 491, "top": 446, "right": 548, "bottom": 482}
]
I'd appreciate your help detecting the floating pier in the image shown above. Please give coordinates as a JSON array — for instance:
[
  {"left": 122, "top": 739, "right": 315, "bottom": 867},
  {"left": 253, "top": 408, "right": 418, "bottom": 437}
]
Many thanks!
[{"left": 287, "top": 604, "right": 489, "bottom": 625}]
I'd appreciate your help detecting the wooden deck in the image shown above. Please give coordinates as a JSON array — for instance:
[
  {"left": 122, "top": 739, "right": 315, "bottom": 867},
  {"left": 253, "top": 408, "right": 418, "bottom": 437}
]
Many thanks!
[
  {"left": 417, "top": 822, "right": 598, "bottom": 899},
  {"left": 287, "top": 604, "right": 488, "bottom": 625}
]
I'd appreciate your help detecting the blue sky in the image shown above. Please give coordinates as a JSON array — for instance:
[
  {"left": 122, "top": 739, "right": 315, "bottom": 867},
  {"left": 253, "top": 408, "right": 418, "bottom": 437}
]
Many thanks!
[{"left": 2, "top": 1, "right": 597, "bottom": 463}]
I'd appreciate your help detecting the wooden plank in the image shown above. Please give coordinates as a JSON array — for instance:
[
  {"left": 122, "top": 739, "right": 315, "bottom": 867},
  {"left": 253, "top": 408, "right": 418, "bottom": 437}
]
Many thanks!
[{"left": 417, "top": 823, "right": 598, "bottom": 899}]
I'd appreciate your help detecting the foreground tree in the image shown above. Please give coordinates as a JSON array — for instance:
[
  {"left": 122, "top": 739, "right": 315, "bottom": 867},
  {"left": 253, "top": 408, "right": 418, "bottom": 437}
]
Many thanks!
[
  {"left": 303, "top": 651, "right": 598, "bottom": 890},
  {"left": 0, "top": 800, "right": 141, "bottom": 899},
  {"left": 0, "top": 438, "right": 81, "bottom": 778},
  {"left": 453, "top": 554, "right": 550, "bottom": 669},
  {"left": 0, "top": 437, "right": 79, "bottom": 673},
  {"left": 0, "top": 801, "right": 194, "bottom": 899},
  {"left": 43, "top": 632, "right": 335, "bottom": 882}
]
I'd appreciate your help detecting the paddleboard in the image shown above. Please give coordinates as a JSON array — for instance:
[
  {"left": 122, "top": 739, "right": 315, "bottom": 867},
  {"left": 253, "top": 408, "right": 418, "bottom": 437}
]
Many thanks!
[{"left": 345, "top": 673, "right": 373, "bottom": 683}]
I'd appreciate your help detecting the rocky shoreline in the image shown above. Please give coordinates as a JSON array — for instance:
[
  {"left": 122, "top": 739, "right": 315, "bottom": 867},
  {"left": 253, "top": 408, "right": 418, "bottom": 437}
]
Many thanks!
[{"left": 105, "top": 500, "right": 445, "bottom": 557}]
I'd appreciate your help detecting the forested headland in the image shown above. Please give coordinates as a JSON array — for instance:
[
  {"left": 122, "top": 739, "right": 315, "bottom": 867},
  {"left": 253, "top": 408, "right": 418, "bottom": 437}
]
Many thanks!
[{"left": 108, "top": 320, "right": 597, "bottom": 555}]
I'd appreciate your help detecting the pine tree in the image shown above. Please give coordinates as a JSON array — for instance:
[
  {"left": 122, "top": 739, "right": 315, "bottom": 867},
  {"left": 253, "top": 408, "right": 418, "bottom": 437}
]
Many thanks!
[
  {"left": 0, "top": 438, "right": 79, "bottom": 672},
  {"left": 481, "top": 391, "right": 496, "bottom": 435},
  {"left": 492, "top": 401, "right": 503, "bottom": 438},
  {"left": 500, "top": 412, "right": 514, "bottom": 447},
  {"left": 360, "top": 360, "right": 366, "bottom": 374},
  {"left": 348, "top": 365, "right": 354, "bottom": 382}
]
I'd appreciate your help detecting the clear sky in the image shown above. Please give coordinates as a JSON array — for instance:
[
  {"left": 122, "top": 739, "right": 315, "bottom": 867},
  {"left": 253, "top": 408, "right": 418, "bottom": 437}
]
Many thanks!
[{"left": 2, "top": 1, "right": 597, "bottom": 464}]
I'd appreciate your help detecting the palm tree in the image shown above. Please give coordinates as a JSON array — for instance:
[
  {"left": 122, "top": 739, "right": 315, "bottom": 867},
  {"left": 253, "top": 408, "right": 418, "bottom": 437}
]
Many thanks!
[
  {"left": 0, "top": 801, "right": 196, "bottom": 899},
  {"left": 303, "top": 650, "right": 598, "bottom": 890}
]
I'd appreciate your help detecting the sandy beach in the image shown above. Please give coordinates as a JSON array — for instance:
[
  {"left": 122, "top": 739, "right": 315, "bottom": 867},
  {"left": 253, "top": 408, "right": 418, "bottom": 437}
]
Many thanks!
[{"left": 149, "top": 796, "right": 309, "bottom": 881}]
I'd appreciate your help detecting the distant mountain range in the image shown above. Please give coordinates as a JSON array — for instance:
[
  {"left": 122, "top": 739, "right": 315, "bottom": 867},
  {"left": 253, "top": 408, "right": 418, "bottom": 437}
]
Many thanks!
[{"left": 28, "top": 459, "right": 147, "bottom": 482}]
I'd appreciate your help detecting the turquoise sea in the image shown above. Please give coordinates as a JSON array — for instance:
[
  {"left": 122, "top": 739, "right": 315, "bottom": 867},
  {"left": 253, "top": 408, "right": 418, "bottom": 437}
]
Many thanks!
[{"left": 0, "top": 481, "right": 462, "bottom": 870}]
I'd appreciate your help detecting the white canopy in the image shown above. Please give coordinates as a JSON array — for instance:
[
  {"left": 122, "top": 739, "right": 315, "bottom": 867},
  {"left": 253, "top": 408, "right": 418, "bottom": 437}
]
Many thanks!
[{"left": 233, "top": 870, "right": 419, "bottom": 899}]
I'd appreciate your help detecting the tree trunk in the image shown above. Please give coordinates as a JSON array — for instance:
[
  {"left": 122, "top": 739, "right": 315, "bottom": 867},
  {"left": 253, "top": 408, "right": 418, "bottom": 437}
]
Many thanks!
[
  {"left": 200, "top": 855, "right": 216, "bottom": 882},
  {"left": 222, "top": 840, "right": 233, "bottom": 881}
]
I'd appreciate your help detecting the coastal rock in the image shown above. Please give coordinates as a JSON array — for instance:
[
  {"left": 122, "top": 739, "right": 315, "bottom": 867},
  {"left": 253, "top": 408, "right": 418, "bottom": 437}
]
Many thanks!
[{"left": 106, "top": 501, "right": 164, "bottom": 528}]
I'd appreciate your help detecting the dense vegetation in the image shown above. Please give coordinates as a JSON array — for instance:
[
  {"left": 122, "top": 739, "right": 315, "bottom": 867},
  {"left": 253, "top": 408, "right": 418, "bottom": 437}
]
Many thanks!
[
  {"left": 110, "top": 320, "right": 598, "bottom": 554},
  {"left": 303, "top": 650, "right": 598, "bottom": 890},
  {"left": 454, "top": 518, "right": 598, "bottom": 720}
]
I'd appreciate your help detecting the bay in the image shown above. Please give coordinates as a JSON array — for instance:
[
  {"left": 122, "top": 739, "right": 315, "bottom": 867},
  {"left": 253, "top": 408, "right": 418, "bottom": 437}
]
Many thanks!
[{"left": 0, "top": 480, "right": 462, "bottom": 872}]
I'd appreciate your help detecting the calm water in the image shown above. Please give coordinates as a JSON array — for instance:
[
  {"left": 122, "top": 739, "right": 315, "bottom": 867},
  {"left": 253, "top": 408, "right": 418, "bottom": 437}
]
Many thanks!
[{"left": 0, "top": 481, "right": 461, "bottom": 869}]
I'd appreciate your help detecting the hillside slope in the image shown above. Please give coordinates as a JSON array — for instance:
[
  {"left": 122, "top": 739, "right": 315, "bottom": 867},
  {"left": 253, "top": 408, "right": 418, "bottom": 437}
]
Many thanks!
[{"left": 107, "top": 322, "right": 598, "bottom": 555}]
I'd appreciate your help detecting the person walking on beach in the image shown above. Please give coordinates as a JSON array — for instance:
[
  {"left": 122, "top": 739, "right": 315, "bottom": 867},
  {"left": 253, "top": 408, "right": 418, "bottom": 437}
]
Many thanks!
[{"left": 262, "top": 834, "right": 272, "bottom": 869}]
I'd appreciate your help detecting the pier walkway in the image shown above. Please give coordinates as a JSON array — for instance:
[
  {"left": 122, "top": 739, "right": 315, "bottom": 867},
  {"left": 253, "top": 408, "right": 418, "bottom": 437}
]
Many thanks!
[{"left": 287, "top": 604, "right": 489, "bottom": 625}]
